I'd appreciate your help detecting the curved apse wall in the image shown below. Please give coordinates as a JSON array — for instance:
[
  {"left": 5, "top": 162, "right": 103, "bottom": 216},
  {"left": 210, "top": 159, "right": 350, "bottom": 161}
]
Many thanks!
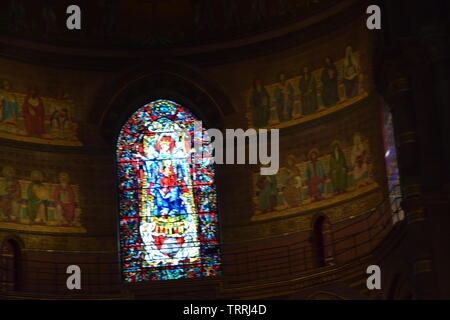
[
  {"left": 0, "top": 58, "right": 111, "bottom": 256},
  {"left": 205, "top": 17, "right": 388, "bottom": 244},
  {"left": 0, "top": 5, "right": 388, "bottom": 293}
]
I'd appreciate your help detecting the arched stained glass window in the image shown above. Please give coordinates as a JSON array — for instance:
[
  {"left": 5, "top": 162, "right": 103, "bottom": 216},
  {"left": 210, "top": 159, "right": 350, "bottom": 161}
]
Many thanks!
[{"left": 117, "top": 99, "right": 221, "bottom": 282}]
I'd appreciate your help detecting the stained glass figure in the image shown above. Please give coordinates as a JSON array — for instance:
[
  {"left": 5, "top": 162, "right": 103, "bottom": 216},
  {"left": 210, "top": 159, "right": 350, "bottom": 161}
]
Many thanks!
[{"left": 117, "top": 99, "right": 221, "bottom": 281}]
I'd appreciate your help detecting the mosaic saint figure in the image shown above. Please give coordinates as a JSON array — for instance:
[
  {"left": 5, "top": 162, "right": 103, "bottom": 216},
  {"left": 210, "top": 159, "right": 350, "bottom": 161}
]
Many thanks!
[
  {"left": 321, "top": 57, "right": 340, "bottom": 107},
  {"left": 282, "top": 155, "right": 303, "bottom": 207},
  {"left": 299, "top": 66, "right": 318, "bottom": 115},
  {"left": 27, "top": 170, "right": 49, "bottom": 224},
  {"left": 329, "top": 140, "right": 348, "bottom": 194},
  {"left": 274, "top": 73, "right": 295, "bottom": 122},
  {"left": 306, "top": 149, "right": 326, "bottom": 202},
  {"left": 351, "top": 133, "right": 370, "bottom": 187},
  {"left": 53, "top": 172, "right": 77, "bottom": 226},
  {"left": 256, "top": 175, "right": 277, "bottom": 213},
  {"left": 50, "top": 107, "right": 71, "bottom": 139},
  {"left": 0, "top": 166, "right": 21, "bottom": 221},
  {"left": 275, "top": 168, "right": 290, "bottom": 208},
  {"left": 343, "top": 46, "right": 360, "bottom": 99},
  {"left": 0, "top": 80, "right": 20, "bottom": 126},
  {"left": 22, "top": 87, "right": 45, "bottom": 137},
  {"left": 250, "top": 79, "right": 271, "bottom": 128}
]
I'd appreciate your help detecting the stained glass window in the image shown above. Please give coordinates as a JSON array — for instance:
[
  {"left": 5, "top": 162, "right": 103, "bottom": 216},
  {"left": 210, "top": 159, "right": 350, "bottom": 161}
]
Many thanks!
[
  {"left": 117, "top": 99, "right": 221, "bottom": 282},
  {"left": 381, "top": 100, "right": 404, "bottom": 224}
]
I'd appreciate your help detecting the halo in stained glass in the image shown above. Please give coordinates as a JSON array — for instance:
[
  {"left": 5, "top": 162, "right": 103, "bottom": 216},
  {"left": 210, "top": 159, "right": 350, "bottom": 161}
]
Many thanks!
[{"left": 117, "top": 99, "right": 221, "bottom": 282}]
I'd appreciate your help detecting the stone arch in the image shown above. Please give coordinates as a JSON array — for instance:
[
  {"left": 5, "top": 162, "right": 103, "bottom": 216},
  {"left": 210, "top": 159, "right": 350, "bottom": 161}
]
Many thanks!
[{"left": 90, "top": 60, "right": 235, "bottom": 144}]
